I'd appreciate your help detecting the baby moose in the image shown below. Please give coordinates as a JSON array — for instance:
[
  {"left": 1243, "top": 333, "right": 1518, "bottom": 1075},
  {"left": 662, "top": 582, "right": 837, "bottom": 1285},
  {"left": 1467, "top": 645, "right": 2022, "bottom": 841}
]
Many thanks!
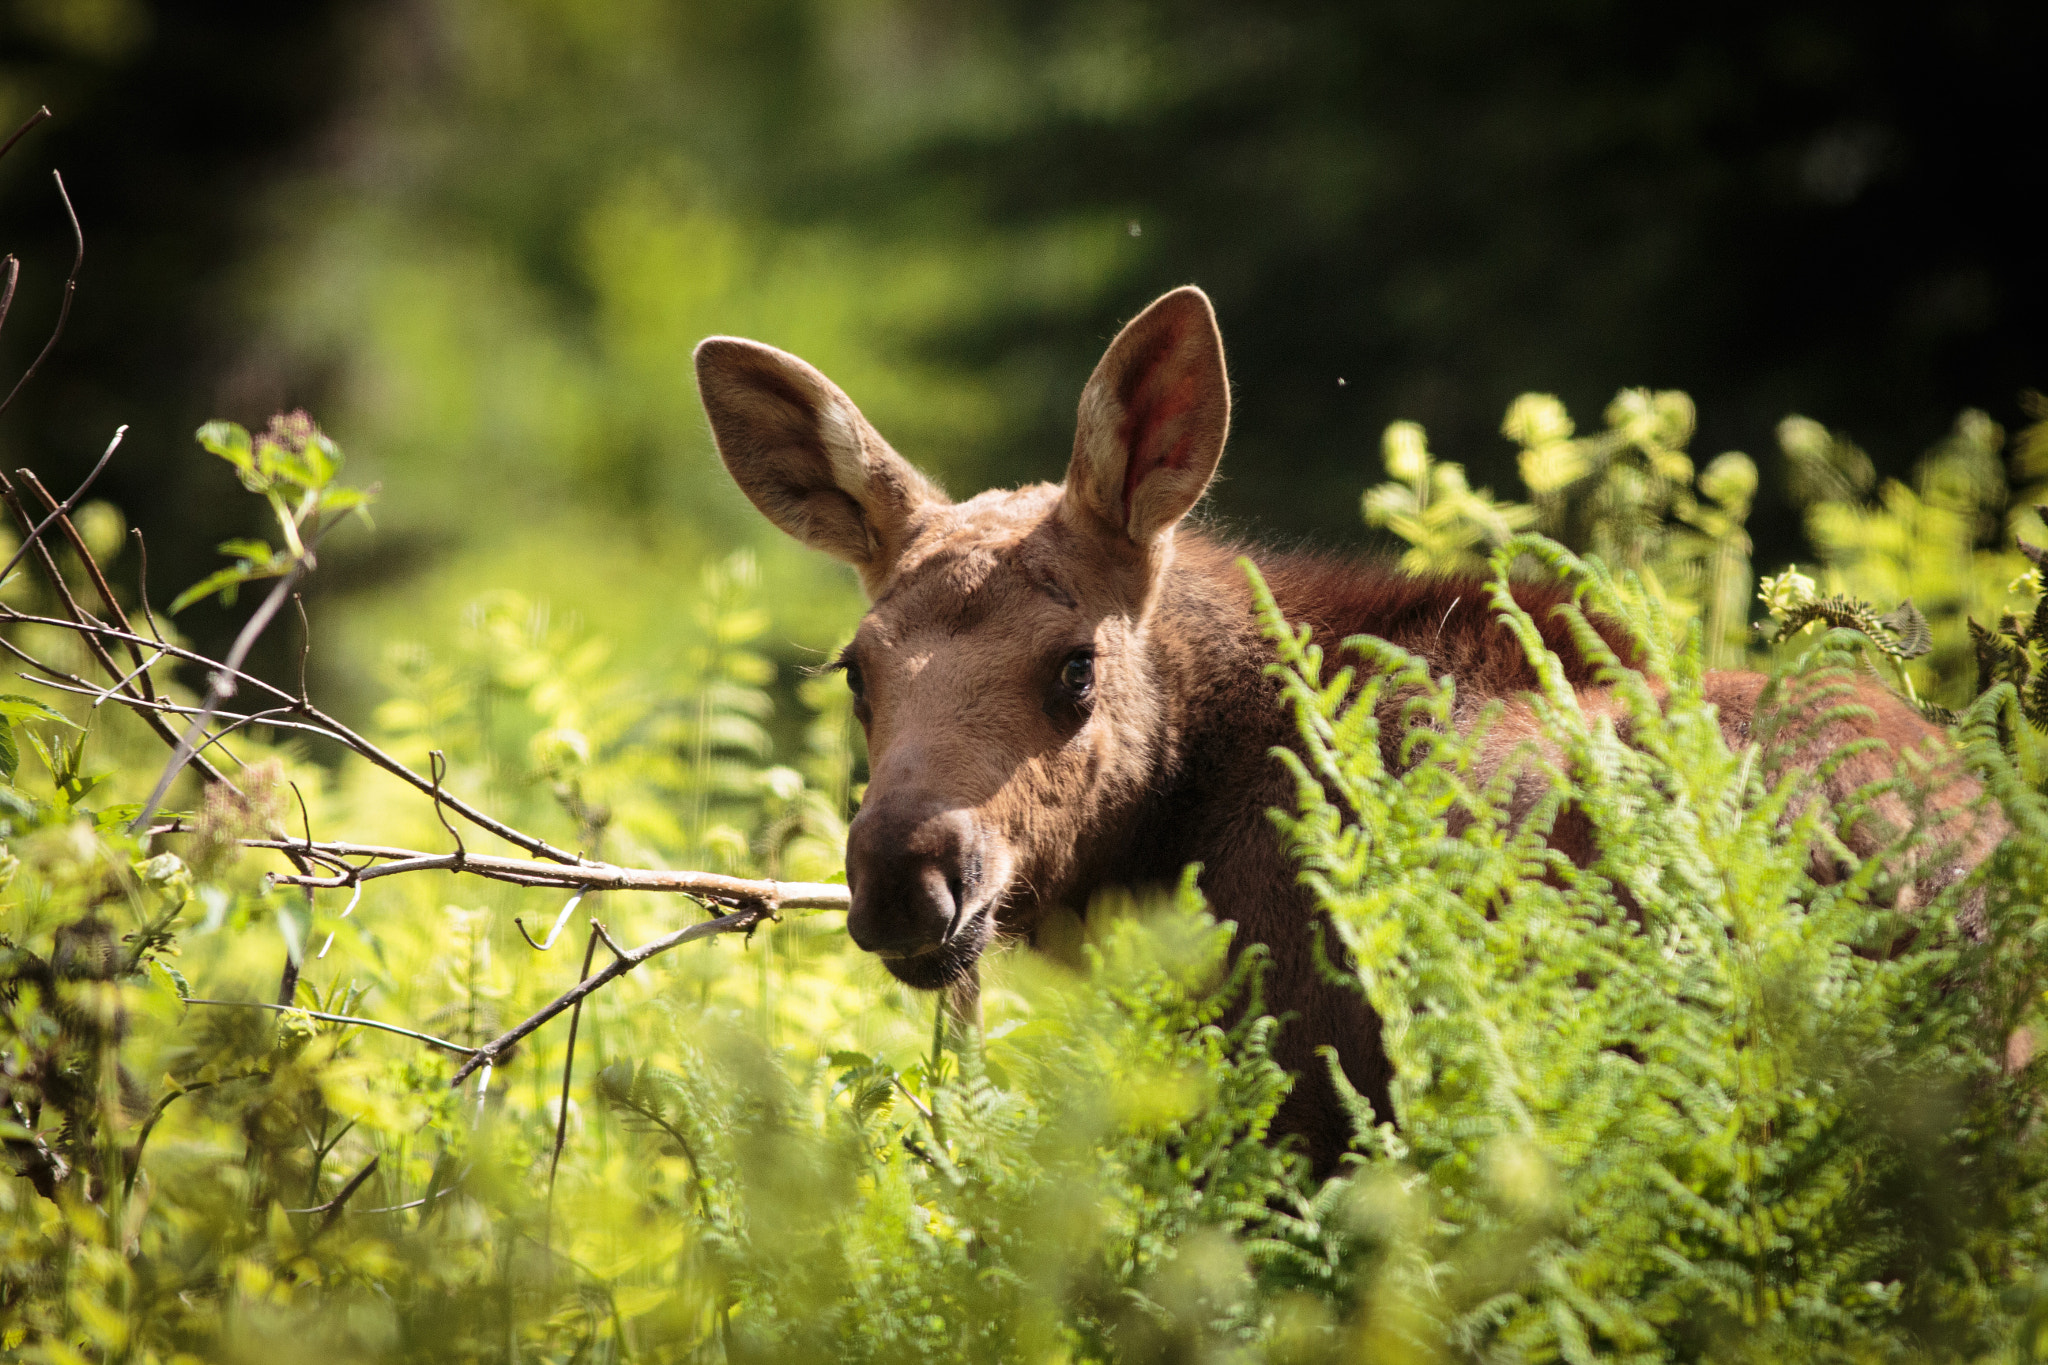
[{"left": 694, "top": 286, "right": 2002, "bottom": 1174}]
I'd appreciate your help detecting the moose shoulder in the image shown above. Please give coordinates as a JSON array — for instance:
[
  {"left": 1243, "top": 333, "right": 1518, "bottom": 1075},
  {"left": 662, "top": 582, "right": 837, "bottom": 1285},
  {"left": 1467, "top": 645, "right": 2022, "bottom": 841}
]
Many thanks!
[{"left": 694, "top": 286, "right": 2002, "bottom": 1174}]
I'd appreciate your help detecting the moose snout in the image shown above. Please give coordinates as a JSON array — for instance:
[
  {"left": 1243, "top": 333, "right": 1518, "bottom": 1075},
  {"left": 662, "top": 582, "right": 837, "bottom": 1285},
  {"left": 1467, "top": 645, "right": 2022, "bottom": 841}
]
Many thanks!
[{"left": 844, "top": 801, "right": 980, "bottom": 962}]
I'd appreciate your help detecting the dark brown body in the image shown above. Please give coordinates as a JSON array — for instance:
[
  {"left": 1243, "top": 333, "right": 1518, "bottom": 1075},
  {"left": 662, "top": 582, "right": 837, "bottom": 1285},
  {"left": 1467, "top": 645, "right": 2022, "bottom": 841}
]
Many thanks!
[
  {"left": 1062, "top": 538, "right": 1998, "bottom": 1170},
  {"left": 695, "top": 287, "right": 2002, "bottom": 1176},
  {"left": 1094, "top": 541, "right": 1600, "bottom": 1166}
]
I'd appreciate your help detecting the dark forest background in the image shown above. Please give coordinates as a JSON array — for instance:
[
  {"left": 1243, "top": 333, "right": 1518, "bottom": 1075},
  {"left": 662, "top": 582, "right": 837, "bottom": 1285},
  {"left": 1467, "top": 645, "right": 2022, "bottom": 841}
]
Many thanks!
[{"left": 2, "top": 0, "right": 2042, "bottom": 675}]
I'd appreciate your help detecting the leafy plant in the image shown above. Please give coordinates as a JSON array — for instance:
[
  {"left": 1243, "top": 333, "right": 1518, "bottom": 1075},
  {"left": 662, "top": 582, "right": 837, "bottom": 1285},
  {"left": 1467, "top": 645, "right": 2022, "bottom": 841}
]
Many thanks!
[
  {"left": 1255, "top": 540, "right": 2048, "bottom": 1360},
  {"left": 170, "top": 410, "right": 374, "bottom": 614},
  {"left": 5, "top": 384, "right": 2048, "bottom": 1362}
]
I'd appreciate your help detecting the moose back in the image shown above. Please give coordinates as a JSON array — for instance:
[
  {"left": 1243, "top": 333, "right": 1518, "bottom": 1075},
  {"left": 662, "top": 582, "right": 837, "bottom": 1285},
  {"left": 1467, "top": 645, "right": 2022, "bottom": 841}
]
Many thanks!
[{"left": 694, "top": 287, "right": 2000, "bottom": 1173}]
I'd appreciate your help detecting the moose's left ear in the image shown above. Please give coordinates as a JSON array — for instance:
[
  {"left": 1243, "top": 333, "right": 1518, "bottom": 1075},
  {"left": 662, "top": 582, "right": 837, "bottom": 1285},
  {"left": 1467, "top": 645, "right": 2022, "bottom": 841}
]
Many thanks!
[{"left": 1060, "top": 286, "right": 1230, "bottom": 547}]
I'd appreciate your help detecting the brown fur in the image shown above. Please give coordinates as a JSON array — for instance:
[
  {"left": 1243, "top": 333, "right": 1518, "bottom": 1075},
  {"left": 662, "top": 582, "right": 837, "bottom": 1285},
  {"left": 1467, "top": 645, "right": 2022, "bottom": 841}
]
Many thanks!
[{"left": 696, "top": 287, "right": 2005, "bottom": 1175}]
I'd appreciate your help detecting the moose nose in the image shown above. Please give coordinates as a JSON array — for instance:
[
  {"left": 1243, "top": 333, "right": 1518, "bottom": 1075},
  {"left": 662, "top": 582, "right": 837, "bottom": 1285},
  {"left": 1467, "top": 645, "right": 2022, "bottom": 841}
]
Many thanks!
[{"left": 844, "top": 801, "right": 975, "bottom": 959}]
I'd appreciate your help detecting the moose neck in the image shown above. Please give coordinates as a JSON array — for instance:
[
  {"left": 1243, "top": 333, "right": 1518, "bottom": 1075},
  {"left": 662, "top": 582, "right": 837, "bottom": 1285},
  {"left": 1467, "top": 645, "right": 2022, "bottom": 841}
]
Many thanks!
[
  {"left": 1113, "top": 533, "right": 1319, "bottom": 898},
  {"left": 1119, "top": 534, "right": 1606, "bottom": 896}
]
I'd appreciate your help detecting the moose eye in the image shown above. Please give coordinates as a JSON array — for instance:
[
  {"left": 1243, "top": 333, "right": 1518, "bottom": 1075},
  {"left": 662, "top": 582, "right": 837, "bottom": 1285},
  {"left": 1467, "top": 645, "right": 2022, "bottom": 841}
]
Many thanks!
[
  {"left": 1058, "top": 650, "right": 1094, "bottom": 696},
  {"left": 843, "top": 662, "right": 866, "bottom": 698}
]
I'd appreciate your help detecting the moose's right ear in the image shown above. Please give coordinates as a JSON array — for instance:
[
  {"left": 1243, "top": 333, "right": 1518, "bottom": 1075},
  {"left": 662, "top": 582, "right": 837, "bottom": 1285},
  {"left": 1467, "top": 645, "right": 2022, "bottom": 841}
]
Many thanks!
[{"left": 695, "top": 338, "right": 943, "bottom": 580}]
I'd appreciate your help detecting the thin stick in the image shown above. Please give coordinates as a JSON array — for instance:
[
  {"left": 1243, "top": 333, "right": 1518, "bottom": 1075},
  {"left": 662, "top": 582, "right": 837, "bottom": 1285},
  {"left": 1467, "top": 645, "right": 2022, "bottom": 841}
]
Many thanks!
[
  {"left": 131, "top": 527, "right": 164, "bottom": 641},
  {"left": 310, "top": 1155, "right": 381, "bottom": 1234},
  {"left": 515, "top": 892, "right": 585, "bottom": 951},
  {"left": 129, "top": 557, "right": 312, "bottom": 832},
  {"left": 294, "top": 593, "right": 312, "bottom": 702},
  {"left": 17, "top": 463, "right": 159, "bottom": 693},
  {"left": 0, "top": 255, "right": 17, "bottom": 341},
  {"left": 0, "top": 169, "right": 84, "bottom": 418},
  {"left": 316, "top": 882, "right": 365, "bottom": 959},
  {"left": 178, "top": 998, "right": 479, "bottom": 1056},
  {"left": 86, "top": 647, "right": 167, "bottom": 706},
  {"left": 0, "top": 468, "right": 229, "bottom": 786},
  {"left": 0, "top": 428, "right": 127, "bottom": 605},
  {"left": 0, "top": 105, "right": 50, "bottom": 165},
  {"left": 0, "top": 602, "right": 587, "bottom": 863},
  {"left": 449, "top": 907, "right": 772, "bottom": 1086},
  {"left": 235, "top": 838, "right": 848, "bottom": 907},
  {"left": 427, "top": 750, "right": 466, "bottom": 861},
  {"left": 546, "top": 924, "right": 604, "bottom": 1237},
  {"left": 123, "top": 1080, "right": 218, "bottom": 1201}
]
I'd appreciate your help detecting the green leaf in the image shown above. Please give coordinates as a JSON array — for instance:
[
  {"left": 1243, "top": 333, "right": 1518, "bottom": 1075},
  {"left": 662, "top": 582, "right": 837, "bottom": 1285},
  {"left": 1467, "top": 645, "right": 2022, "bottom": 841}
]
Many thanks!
[
  {"left": 23, "top": 726, "right": 60, "bottom": 781},
  {"left": 197, "top": 420, "right": 268, "bottom": 492},
  {"left": 0, "top": 725, "right": 15, "bottom": 784},
  {"left": 195, "top": 419, "right": 252, "bottom": 467},
  {"left": 93, "top": 802, "right": 146, "bottom": 832},
  {"left": 170, "top": 563, "right": 282, "bottom": 615},
  {"left": 147, "top": 956, "right": 191, "bottom": 1001},
  {"left": 0, "top": 693, "right": 79, "bottom": 728},
  {"left": 214, "top": 537, "right": 281, "bottom": 563},
  {"left": 317, "top": 486, "right": 373, "bottom": 516}
]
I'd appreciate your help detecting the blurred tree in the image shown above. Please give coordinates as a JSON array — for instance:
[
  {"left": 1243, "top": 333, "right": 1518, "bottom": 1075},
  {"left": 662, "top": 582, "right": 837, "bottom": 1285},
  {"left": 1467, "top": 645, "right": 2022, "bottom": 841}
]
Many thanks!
[
  {"left": 0, "top": 0, "right": 353, "bottom": 655},
  {"left": 6, "top": 0, "right": 2045, "bottom": 659}
]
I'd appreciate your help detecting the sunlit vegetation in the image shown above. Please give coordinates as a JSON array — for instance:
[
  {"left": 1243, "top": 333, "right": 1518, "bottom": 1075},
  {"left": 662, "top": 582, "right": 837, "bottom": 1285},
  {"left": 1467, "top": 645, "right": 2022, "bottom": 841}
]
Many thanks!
[{"left": 2, "top": 387, "right": 2045, "bottom": 1360}]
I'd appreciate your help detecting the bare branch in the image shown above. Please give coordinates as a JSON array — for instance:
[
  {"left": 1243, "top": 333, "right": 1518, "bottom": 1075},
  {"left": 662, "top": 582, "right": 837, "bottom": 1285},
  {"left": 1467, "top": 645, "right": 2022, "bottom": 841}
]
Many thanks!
[
  {"left": 130, "top": 555, "right": 313, "bottom": 831},
  {"left": 131, "top": 527, "right": 165, "bottom": 642},
  {"left": 0, "top": 169, "right": 84, "bottom": 419},
  {"left": 589, "top": 919, "right": 629, "bottom": 962},
  {"left": 426, "top": 749, "right": 466, "bottom": 861},
  {"left": 222, "top": 834, "right": 848, "bottom": 908},
  {"left": 449, "top": 907, "right": 775, "bottom": 1086},
  {"left": 0, "top": 255, "right": 17, "bottom": 341},
  {"left": 304, "top": 1155, "right": 381, "bottom": 1234},
  {"left": 179, "top": 997, "right": 480, "bottom": 1056},
  {"left": 294, "top": 593, "right": 311, "bottom": 702},
  {"left": 0, "top": 449, "right": 232, "bottom": 787},
  {"left": 0, "top": 105, "right": 50, "bottom": 165},
  {"left": 17, "top": 461, "right": 160, "bottom": 695},
  {"left": 1, "top": 603, "right": 588, "bottom": 863},
  {"left": 547, "top": 925, "right": 603, "bottom": 1227}
]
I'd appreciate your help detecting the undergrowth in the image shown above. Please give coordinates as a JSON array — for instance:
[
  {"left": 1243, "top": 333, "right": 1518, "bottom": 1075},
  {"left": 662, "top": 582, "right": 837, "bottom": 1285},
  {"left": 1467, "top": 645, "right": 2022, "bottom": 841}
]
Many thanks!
[{"left": 2, "top": 392, "right": 2046, "bottom": 1361}]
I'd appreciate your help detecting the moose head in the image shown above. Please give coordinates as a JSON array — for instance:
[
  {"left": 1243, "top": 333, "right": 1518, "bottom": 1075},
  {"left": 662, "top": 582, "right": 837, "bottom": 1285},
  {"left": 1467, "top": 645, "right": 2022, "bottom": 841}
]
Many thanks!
[{"left": 695, "top": 288, "right": 1231, "bottom": 990}]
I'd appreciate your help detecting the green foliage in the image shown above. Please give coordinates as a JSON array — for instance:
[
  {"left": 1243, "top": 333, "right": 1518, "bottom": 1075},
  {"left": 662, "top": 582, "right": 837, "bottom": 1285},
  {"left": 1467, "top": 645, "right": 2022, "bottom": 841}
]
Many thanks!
[
  {"left": 171, "top": 412, "right": 374, "bottom": 614},
  {"left": 1364, "top": 389, "right": 2048, "bottom": 742},
  {"left": 583, "top": 886, "right": 1299, "bottom": 1362},
  {"left": 1255, "top": 541, "right": 2048, "bottom": 1360},
  {"left": 1367, "top": 389, "right": 1758, "bottom": 667},
  {"left": 7, "top": 390, "right": 2048, "bottom": 1361}
]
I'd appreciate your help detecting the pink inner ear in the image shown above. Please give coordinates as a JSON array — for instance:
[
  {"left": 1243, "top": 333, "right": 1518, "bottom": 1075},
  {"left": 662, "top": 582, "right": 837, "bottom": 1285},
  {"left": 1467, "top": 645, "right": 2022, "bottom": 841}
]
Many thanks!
[{"left": 1114, "top": 330, "right": 1203, "bottom": 527}]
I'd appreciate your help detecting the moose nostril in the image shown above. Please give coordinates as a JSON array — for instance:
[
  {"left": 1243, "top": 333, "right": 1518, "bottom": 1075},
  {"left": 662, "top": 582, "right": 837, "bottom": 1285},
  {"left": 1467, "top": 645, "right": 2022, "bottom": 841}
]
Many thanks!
[{"left": 941, "top": 870, "right": 968, "bottom": 943}]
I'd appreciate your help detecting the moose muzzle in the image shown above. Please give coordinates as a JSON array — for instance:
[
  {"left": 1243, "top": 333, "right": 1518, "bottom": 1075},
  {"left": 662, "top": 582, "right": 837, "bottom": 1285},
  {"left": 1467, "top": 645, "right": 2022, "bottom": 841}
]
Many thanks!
[{"left": 843, "top": 798, "right": 991, "bottom": 988}]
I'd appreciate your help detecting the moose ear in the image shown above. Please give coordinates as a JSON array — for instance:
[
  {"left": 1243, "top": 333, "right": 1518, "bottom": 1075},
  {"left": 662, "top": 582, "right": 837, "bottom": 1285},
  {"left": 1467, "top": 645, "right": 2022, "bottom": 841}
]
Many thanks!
[
  {"left": 1060, "top": 286, "right": 1230, "bottom": 547},
  {"left": 695, "top": 338, "right": 944, "bottom": 579}
]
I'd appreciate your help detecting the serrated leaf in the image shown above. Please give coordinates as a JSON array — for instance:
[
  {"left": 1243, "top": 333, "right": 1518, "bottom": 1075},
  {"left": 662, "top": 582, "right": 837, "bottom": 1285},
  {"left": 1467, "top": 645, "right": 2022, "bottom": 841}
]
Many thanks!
[
  {"left": 0, "top": 693, "right": 79, "bottom": 727},
  {"left": 147, "top": 956, "right": 191, "bottom": 1001},
  {"left": 0, "top": 726, "right": 15, "bottom": 783}
]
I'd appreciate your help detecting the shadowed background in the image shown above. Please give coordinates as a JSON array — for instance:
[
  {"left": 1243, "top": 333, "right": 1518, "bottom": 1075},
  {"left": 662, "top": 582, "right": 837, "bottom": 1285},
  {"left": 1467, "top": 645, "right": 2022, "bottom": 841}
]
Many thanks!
[{"left": 2, "top": 0, "right": 2043, "bottom": 691}]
